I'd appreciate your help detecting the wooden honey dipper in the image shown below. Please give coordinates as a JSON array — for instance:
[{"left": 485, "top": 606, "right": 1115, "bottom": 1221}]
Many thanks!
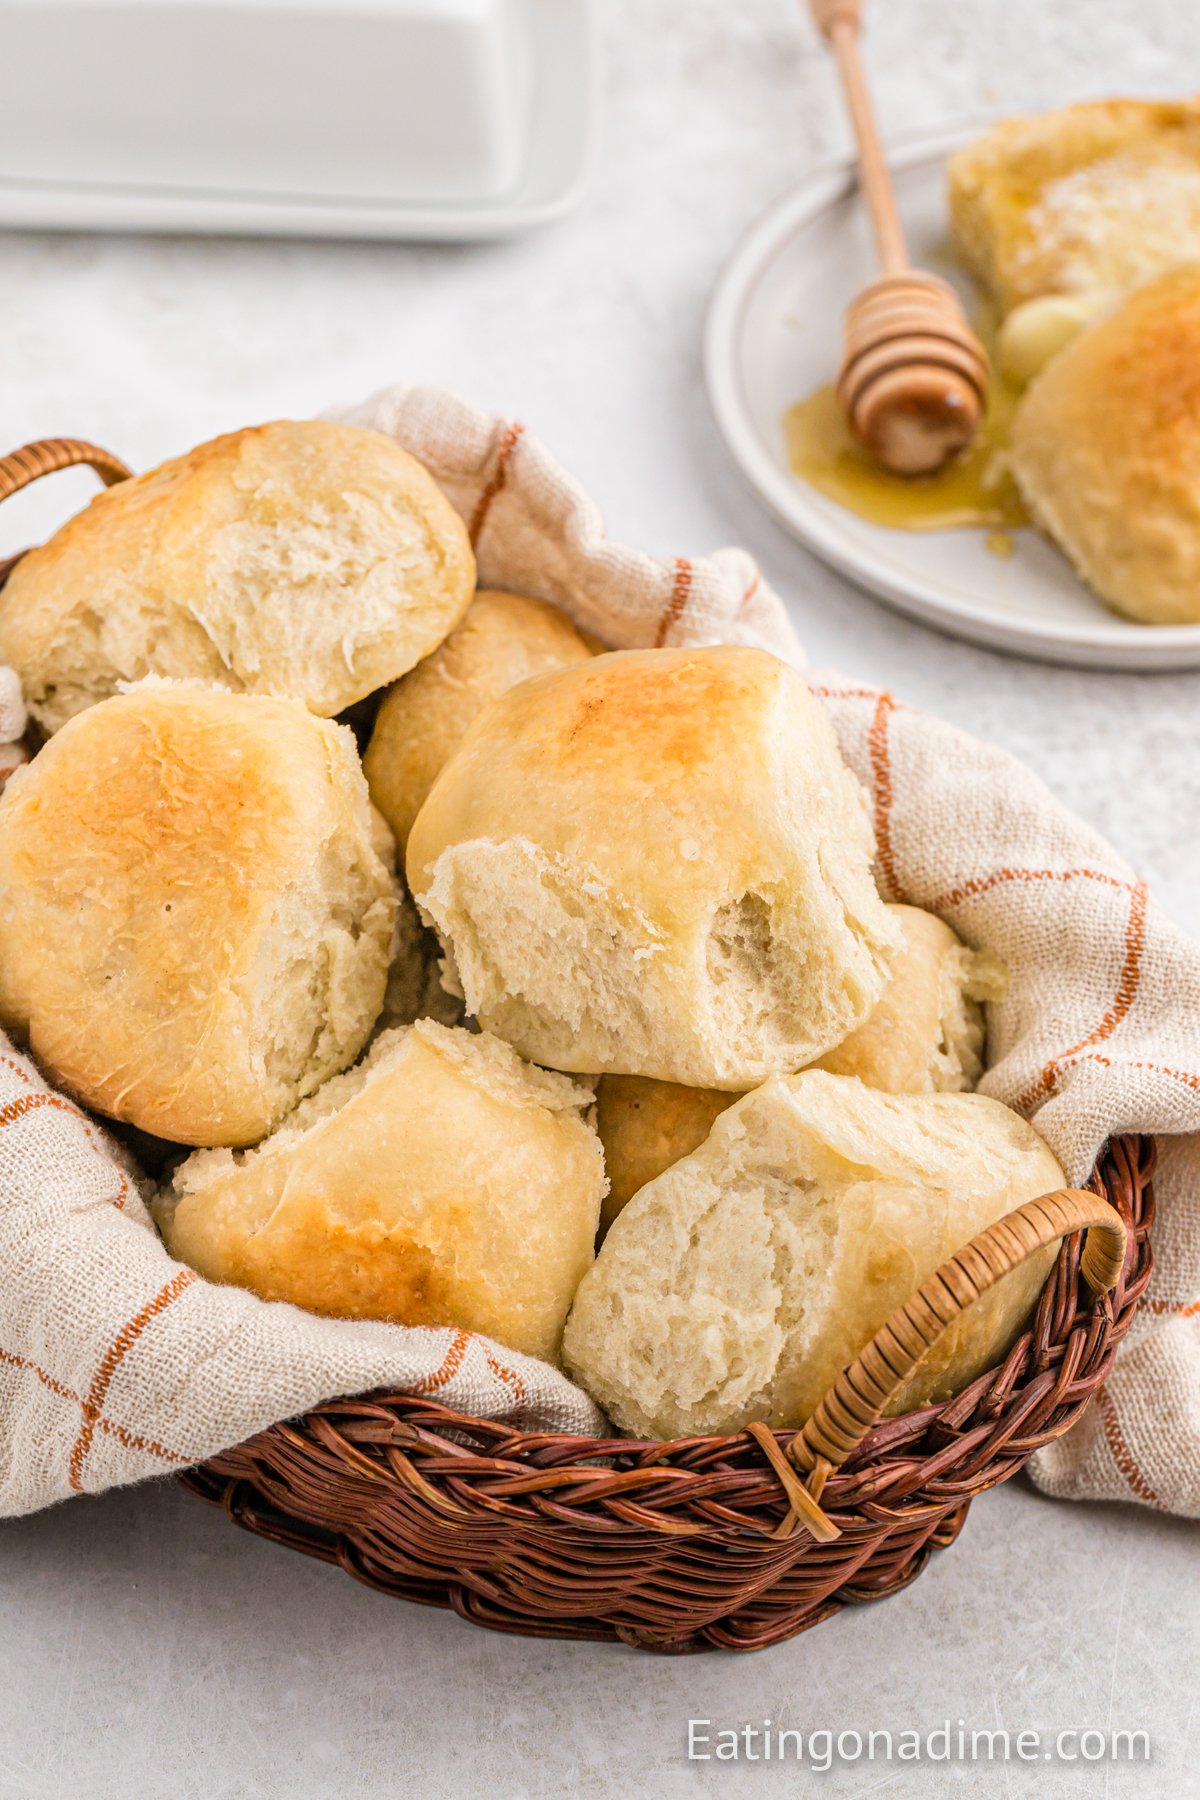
[{"left": 809, "top": 0, "right": 989, "bottom": 475}]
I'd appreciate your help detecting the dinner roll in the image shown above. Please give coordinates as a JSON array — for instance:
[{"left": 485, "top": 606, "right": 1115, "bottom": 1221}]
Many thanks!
[
  {"left": 948, "top": 98, "right": 1200, "bottom": 314},
  {"left": 595, "top": 1075, "right": 733, "bottom": 1236},
  {"left": 364, "top": 589, "right": 595, "bottom": 855},
  {"left": 407, "top": 647, "right": 900, "bottom": 1088},
  {"left": 157, "top": 1022, "right": 605, "bottom": 1361},
  {"left": 1009, "top": 270, "right": 1200, "bottom": 625},
  {"left": 0, "top": 683, "right": 395, "bottom": 1146},
  {"left": 0, "top": 420, "right": 475, "bottom": 732},
  {"left": 812, "top": 904, "right": 1006, "bottom": 1092},
  {"left": 563, "top": 1073, "right": 1064, "bottom": 1438},
  {"left": 592, "top": 907, "right": 1007, "bottom": 1233}
]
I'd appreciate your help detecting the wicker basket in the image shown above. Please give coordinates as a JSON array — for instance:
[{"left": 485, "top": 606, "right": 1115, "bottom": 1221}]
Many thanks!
[{"left": 0, "top": 440, "right": 1156, "bottom": 1654}]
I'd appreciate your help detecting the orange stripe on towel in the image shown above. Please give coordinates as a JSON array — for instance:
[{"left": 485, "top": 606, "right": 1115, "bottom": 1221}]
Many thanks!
[
  {"left": 0, "top": 1087, "right": 130, "bottom": 1209},
  {"left": 810, "top": 684, "right": 887, "bottom": 703},
  {"left": 484, "top": 1348, "right": 528, "bottom": 1408},
  {"left": 654, "top": 558, "right": 694, "bottom": 647},
  {"left": 1143, "top": 1295, "right": 1200, "bottom": 1319},
  {"left": 1095, "top": 1386, "right": 1164, "bottom": 1510},
  {"left": 411, "top": 1329, "right": 472, "bottom": 1396},
  {"left": 469, "top": 422, "right": 525, "bottom": 547},
  {"left": 1016, "top": 882, "right": 1148, "bottom": 1110},
  {"left": 927, "top": 866, "right": 1140, "bottom": 911},
  {"left": 67, "top": 1270, "right": 196, "bottom": 1491},
  {"left": 0, "top": 1345, "right": 188, "bottom": 1466},
  {"left": 867, "top": 691, "right": 902, "bottom": 901}
]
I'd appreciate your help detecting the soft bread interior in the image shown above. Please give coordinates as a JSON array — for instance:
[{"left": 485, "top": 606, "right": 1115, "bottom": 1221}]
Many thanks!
[
  {"left": 408, "top": 648, "right": 902, "bottom": 1089},
  {"left": 0, "top": 421, "right": 475, "bottom": 731},
  {"left": 563, "top": 1073, "right": 1063, "bottom": 1439}
]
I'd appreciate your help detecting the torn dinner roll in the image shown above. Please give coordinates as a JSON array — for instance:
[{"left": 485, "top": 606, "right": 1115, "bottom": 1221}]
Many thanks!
[
  {"left": 407, "top": 646, "right": 900, "bottom": 1088},
  {"left": 0, "top": 420, "right": 475, "bottom": 732},
  {"left": 563, "top": 1072, "right": 1065, "bottom": 1438},
  {"left": 157, "top": 1022, "right": 606, "bottom": 1361}
]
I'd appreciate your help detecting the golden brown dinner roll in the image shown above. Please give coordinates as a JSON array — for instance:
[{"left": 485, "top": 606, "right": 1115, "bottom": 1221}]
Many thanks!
[
  {"left": 949, "top": 98, "right": 1200, "bottom": 315},
  {"left": 157, "top": 1022, "right": 606, "bottom": 1361},
  {"left": 594, "top": 1075, "right": 733, "bottom": 1235},
  {"left": 407, "top": 647, "right": 900, "bottom": 1089},
  {"left": 563, "top": 1072, "right": 1065, "bottom": 1439},
  {"left": 593, "top": 906, "right": 1007, "bottom": 1233},
  {"left": 0, "top": 420, "right": 475, "bottom": 733},
  {"left": 364, "top": 589, "right": 595, "bottom": 856},
  {"left": 1009, "top": 270, "right": 1200, "bottom": 626},
  {"left": 0, "top": 682, "right": 395, "bottom": 1146},
  {"left": 812, "top": 904, "right": 1006, "bottom": 1091}
]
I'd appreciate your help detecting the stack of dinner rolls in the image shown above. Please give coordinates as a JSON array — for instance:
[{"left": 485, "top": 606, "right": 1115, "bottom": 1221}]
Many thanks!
[{"left": 0, "top": 419, "right": 1066, "bottom": 1431}]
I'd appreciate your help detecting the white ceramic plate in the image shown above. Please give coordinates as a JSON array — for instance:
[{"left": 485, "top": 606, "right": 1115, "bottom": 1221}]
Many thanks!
[
  {"left": 705, "top": 126, "right": 1200, "bottom": 671},
  {"left": 0, "top": 0, "right": 595, "bottom": 242}
]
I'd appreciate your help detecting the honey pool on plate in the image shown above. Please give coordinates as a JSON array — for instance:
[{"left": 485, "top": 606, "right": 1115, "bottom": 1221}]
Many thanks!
[{"left": 783, "top": 375, "right": 1028, "bottom": 546}]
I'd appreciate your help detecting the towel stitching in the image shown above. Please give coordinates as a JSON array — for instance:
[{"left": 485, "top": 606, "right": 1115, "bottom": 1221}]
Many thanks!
[
  {"left": 469, "top": 422, "right": 525, "bottom": 547},
  {"left": 1095, "top": 1386, "right": 1164, "bottom": 1510},
  {"left": 67, "top": 1270, "right": 196, "bottom": 1491},
  {"left": 654, "top": 557, "right": 694, "bottom": 648},
  {"left": 1016, "top": 882, "right": 1149, "bottom": 1109},
  {"left": 0, "top": 1345, "right": 187, "bottom": 1466}
]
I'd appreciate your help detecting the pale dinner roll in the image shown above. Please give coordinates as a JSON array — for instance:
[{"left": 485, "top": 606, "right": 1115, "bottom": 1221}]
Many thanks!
[
  {"left": 563, "top": 1073, "right": 1065, "bottom": 1439},
  {"left": 364, "top": 589, "right": 595, "bottom": 855},
  {"left": 593, "top": 906, "right": 1007, "bottom": 1233},
  {"left": 812, "top": 904, "right": 1007, "bottom": 1092},
  {"left": 0, "top": 683, "right": 395, "bottom": 1146},
  {"left": 1009, "top": 270, "right": 1200, "bottom": 626},
  {"left": 407, "top": 647, "right": 900, "bottom": 1088},
  {"left": 157, "top": 1022, "right": 606, "bottom": 1361},
  {"left": 0, "top": 420, "right": 475, "bottom": 732}
]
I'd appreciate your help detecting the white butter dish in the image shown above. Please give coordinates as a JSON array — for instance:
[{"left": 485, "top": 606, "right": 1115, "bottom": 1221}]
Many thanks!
[{"left": 0, "top": 0, "right": 594, "bottom": 238}]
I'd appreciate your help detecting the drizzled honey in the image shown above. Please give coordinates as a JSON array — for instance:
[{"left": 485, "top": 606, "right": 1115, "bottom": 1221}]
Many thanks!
[
  {"left": 783, "top": 375, "right": 1028, "bottom": 534},
  {"left": 784, "top": 297, "right": 1031, "bottom": 537}
]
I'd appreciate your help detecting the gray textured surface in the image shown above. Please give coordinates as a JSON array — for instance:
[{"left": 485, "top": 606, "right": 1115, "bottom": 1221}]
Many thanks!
[{"left": 1, "top": 2, "right": 1199, "bottom": 1794}]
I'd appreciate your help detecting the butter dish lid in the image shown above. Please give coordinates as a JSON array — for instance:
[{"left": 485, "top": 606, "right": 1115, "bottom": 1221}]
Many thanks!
[{"left": 0, "top": 0, "right": 595, "bottom": 240}]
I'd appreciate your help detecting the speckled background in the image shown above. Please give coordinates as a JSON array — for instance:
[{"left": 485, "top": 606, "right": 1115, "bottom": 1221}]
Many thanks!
[{"left": 1, "top": 3, "right": 1198, "bottom": 1795}]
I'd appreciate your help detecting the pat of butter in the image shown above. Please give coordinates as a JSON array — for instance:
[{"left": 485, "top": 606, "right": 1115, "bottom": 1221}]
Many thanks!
[{"left": 997, "top": 291, "right": 1115, "bottom": 388}]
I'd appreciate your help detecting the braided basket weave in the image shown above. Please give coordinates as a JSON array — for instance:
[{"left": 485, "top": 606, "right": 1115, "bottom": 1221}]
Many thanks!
[{"left": 0, "top": 441, "right": 1156, "bottom": 1653}]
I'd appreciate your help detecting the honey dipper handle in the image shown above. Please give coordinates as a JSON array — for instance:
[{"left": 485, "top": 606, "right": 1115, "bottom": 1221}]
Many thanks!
[
  {"left": 808, "top": 1, "right": 908, "bottom": 274},
  {"left": 807, "top": 0, "right": 860, "bottom": 34}
]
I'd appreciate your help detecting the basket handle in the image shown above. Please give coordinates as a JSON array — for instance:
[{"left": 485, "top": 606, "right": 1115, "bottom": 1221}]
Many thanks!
[
  {"left": 0, "top": 438, "right": 132, "bottom": 587},
  {"left": 784, "top": 1186, "right": 1127, "bottom": 1515}
]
